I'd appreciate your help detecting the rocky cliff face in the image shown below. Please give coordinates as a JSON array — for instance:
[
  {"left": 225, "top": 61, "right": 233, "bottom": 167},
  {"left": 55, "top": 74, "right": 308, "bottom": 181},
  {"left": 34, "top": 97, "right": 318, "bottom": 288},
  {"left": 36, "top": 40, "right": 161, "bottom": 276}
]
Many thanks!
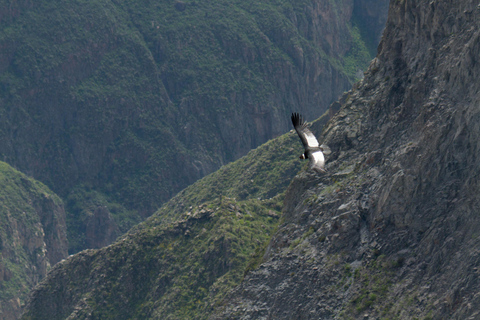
[
  {"left": 0, "top": 162, "right": 67, "bottom": 320},
  {"left": 213, "top": 0, "right": 480, "bottom": 319},
  {"left": 19, "top": 0, "right": 480, "bottom": 319},
  {"left": 0, "top": 0, "right": 387, "bottom": 252}
]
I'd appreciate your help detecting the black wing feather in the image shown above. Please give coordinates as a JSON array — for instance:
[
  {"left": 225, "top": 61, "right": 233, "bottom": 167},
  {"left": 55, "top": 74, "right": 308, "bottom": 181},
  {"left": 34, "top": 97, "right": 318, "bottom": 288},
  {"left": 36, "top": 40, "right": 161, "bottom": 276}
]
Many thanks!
[{"left": 291, "top": 112, "right": 319, "bottom": 149}]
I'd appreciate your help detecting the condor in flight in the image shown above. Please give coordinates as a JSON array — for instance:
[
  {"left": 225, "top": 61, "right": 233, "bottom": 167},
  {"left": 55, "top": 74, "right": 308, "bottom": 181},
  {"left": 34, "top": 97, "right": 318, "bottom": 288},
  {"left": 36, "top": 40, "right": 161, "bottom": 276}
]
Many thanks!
[{"left": 291, "top": 112, "right": 330, "bottom": 173}]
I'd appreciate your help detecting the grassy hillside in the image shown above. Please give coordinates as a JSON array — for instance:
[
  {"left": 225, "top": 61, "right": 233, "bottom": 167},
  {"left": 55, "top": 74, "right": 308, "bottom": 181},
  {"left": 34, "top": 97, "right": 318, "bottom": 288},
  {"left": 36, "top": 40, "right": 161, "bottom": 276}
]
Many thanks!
[
  {"left": 22, "top": 113, "right": 331, "bottom": 319},
  {"left": 24, "top": 197, "right": 280, "bottom": 320},
  {"left": 147, "top": 131, "right": 303, "bottom": 224}
]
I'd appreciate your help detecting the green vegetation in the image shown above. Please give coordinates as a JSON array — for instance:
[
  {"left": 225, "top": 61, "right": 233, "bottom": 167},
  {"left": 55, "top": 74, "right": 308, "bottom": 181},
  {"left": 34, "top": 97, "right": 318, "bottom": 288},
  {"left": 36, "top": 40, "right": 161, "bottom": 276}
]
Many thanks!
[
  {"left": 340, "top": 254, "right": 401, "bottom": 319},
  {"left": 0, "top": 161, "right": 63, "bottom": 310},
  {"left": 23, "top": 109, "right": 330, "bottom": 319},
  {"left": 21, "top": 104, "right": 334, "bottom": 318},
  {"left": 146, "top": 131, "right": 303, "bottom": 225},
  {"left": 65, "top": 185, "right": 142, "bottom": 253},
  {"left": 0, "top": 0, "right": 381, "bottom": 311},
  {"left": 21, "top": 123, "right": 317, "bottom": 319},
  {"left": 35, "top": 196, "right": 281, "bottom": 320},
  {"left": 342, "top": 21, "right": 373, "bottom": 81},
  {"left": 137, "top": 197, "right": 280, "bottom": 319},
  {"left": 0, "top": 0, "right": 379, "bottom": 254}
]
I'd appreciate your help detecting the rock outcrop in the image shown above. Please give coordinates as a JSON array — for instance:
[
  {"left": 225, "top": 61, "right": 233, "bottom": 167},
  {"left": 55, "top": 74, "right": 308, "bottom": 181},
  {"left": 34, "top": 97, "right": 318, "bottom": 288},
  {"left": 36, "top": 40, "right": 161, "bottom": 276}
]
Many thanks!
[
  {"left": 213, "top": 0, "right": 480, "bottom": 319},
  {"left": 0, "top": 162, "right": 67, "bottom": 320}
]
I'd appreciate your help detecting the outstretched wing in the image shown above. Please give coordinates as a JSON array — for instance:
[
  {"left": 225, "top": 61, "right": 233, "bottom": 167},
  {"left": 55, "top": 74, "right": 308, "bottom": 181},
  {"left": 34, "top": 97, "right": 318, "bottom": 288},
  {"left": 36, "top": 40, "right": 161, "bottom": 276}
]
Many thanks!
[{"left": 291, "top": 113, "right": 319, "bottom": 149}]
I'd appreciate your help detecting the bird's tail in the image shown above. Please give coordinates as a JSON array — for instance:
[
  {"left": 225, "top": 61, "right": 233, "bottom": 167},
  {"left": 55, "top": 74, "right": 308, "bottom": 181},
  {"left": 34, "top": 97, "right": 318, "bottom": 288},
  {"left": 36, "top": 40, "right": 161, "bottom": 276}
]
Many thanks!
[{"left": 320, "top": 144, "right": 331, "bottom": 155}]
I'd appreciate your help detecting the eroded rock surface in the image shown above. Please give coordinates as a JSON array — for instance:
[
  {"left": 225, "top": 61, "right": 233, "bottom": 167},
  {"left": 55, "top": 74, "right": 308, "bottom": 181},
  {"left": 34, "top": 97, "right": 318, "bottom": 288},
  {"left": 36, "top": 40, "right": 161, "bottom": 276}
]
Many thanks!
[
  {"left": 213, "top": 1, "right": 480, "bottom": 319},
  {"left": 0, "top": 162, "right": 67, "bottom": 320}
]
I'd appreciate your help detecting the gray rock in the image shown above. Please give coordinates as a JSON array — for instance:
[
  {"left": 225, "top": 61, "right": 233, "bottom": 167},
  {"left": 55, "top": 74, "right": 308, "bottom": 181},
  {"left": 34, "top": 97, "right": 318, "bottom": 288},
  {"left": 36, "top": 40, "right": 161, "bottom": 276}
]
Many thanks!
[{"left": 212, "top": 0, "right": 480, "bottom": 319}]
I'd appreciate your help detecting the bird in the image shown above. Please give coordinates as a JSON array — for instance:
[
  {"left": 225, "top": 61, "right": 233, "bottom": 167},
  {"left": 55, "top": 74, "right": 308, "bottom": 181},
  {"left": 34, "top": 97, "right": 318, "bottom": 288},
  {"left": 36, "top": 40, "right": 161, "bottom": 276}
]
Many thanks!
[{"left": 291, "top": 112, "right": 330, "bottom": 173}]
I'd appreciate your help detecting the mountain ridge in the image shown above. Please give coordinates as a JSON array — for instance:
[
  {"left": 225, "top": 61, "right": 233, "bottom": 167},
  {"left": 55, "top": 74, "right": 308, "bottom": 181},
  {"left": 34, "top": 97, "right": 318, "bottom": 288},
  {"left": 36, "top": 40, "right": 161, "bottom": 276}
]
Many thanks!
[
  {"left": 0, "top": 0, "right": 388, "bottom": 253},
  {"left": 20, "top": 122, "right": 328, "bottom": 319}
]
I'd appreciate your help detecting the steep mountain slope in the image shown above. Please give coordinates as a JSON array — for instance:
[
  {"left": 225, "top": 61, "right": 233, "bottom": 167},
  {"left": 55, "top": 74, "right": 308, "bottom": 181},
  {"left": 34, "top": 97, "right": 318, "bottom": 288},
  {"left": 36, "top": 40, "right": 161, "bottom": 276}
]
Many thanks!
[
  {"left": 19, "top": 114, "right": 332, "bottom": 319},
  {"left": 19, "top": 0, "right": 480, "bottom": 317},
  {"left": 212, "top": 0, "right": 480, "bottom": 319},
  {"left": 0, "top": 162, "right": 67, "bottom": 320},
  {"left": 0, "top": 0, "right": 387, "bottom": 252}
]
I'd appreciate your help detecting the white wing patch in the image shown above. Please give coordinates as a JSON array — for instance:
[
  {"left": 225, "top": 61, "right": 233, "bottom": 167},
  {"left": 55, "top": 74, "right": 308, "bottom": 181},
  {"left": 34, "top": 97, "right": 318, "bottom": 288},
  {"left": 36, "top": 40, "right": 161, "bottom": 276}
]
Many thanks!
[
  {"left": 310, "top": 150, "right": 325, "bottom": 171},
  {"left": 304, "top": 131, "right": 319, "bottom": 148}
]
